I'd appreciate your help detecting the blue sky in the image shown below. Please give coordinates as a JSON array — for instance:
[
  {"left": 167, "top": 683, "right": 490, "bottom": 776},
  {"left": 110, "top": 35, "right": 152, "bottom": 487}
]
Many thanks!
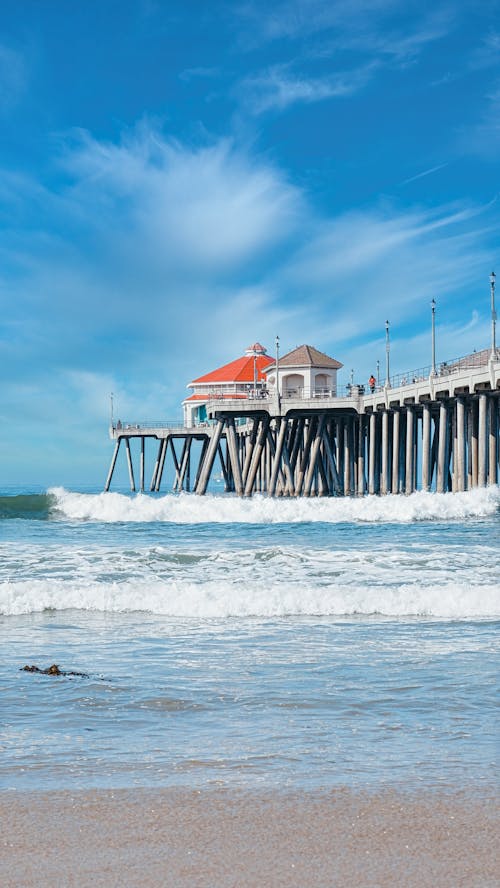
[{"left": 1, "top": 0, "right": 499, "bottom": 485}]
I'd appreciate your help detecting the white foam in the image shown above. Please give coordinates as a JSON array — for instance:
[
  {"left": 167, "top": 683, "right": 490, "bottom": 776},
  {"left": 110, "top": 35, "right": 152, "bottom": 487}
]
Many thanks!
[
  {"left": 48, "top": 485, "right": 500, "bottom": 524},
  {"left": 1, "top": 572, "right": 499, "bottom": 619}
]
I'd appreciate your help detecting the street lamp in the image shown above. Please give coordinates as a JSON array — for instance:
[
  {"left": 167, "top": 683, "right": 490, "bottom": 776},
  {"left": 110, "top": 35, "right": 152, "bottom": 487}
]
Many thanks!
[
  {"left": 431, "top": 298, "right": 436, "bottom": 376},
  {"left": 490, "top": 271, "right": 497, "bottom": 360},
  {"left": 253, "top": 348, "right": 258, "bottom": 397},
  {"left": 275, "top": 335, "right": 281, "bottom": 413},
  {"left": 385, "top": 320, "right": 391, "bottom": 388}
]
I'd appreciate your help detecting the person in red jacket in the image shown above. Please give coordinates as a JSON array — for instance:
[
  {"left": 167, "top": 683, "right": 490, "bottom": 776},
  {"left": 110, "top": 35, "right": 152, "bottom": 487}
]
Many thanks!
[{"left": 368, "top": 375, "right": 376, "bottom": 393}]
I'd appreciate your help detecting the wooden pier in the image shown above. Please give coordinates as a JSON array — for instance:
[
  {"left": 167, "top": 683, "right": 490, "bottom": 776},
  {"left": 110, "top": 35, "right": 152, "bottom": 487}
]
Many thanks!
[{"left": 105, "top": 351, "right": 500, "bottom": 496}]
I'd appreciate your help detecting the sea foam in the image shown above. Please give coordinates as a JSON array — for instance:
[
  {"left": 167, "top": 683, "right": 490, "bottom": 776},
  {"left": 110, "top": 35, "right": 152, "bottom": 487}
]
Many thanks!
[
  {"left": 1, "top": 576, "right": 499, "bottom": 619},
  {"left": 48, "top": 485, "right": 500, "bottom": 524}
]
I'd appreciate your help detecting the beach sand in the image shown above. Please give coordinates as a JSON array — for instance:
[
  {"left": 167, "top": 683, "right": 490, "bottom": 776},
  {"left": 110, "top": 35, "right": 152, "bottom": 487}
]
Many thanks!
[{"left": 1, "top": 787, "right": 498, "bottom": 887}]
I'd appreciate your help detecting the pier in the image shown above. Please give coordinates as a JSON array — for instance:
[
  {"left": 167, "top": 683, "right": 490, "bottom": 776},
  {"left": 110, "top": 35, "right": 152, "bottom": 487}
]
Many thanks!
[{"left": 105, "top": 348, "right": 500, "bottom": 496}]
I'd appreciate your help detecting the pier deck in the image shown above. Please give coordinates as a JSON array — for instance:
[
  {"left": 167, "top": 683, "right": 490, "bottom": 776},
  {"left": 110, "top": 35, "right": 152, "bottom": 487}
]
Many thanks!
[{"left": 105, "top": 352, "right": 500, "bottom": 496}]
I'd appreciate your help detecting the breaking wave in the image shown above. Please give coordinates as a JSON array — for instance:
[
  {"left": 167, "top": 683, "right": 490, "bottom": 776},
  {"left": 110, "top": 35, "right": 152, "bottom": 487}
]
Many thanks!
[
  {"left": 0, "top": 493, "right": 52, "bottom": 520},
  {"left": 1, "top": 577, "right": 498, "bottom": 619},
  {"left": 46, "top": 485, "right": 500, "bottom": 524}
]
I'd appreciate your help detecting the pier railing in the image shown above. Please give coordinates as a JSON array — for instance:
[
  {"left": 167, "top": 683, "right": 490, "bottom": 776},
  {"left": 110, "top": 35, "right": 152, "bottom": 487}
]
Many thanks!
[
  {"left": 362, "top": 348, "right": 494, "bottom": 393},
  {"left": 112, "top": 420, "right": 188, "bottom": 431}
]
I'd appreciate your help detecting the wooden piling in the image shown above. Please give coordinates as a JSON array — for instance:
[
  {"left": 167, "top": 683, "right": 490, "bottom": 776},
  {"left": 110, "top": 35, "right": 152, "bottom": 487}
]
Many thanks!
[{"left": 105, "top": 439, "right": 121, "bottom": 492}]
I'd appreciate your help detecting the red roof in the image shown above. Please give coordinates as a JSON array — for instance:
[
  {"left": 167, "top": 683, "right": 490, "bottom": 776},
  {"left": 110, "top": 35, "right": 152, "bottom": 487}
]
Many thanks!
[{"left": 191, "top": 353, "right": 274, "bottom": 386}]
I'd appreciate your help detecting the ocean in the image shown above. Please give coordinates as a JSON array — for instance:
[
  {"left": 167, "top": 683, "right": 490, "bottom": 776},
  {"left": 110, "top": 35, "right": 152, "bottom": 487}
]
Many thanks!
[{"left": 1, "top": 485, "right": 499, "bottom": 795}]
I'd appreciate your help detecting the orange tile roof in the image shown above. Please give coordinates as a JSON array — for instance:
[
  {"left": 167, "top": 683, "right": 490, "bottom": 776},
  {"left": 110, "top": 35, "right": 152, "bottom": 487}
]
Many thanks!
[{"left": 190, "top": 353, "right": 274, "bottom": 385}]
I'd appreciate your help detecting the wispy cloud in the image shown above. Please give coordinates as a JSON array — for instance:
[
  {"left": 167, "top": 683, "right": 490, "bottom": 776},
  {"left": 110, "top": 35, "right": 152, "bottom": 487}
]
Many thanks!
[
  {"left": 235, "top": 0, "right": 392, "bottom": 45},
  {"left": 0, "top": 124, "right": 304, "bottom": 397},
  {"left": 239, "top": 61, "right": 375, "bottom": 113},
  {"left": 271, "top": 200, "right": 494, "bottom": 362},
  {"left": 234, "top": 0, "right": 451, "bottom": 58},
  {"left": 179, "top": 66, "right": 220, "bottom": 83},
  {"left": 468, "top": 30, "right": 500, "bottom": 70},
  {"left": 460, "top": 84, "right": 500, "bottom": 158},
  {"left": 400, "top": 163, "right": 448, "bottom": 186},
  {"left": 0, "top": 43, "right": 27, "bottom": 111},
  {"left": 233, "top": 2, "right": 450, "bottom": 114}
]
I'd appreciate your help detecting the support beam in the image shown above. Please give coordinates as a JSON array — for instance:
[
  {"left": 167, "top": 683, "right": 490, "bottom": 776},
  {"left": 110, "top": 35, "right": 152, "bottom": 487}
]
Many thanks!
[
  {"left": 368, "top": 412, "right": 376, "bottom": 495},
  {"left": 321, "top": 428, "right": 342, "bottom": 495},
  {"left": 244, "top": 417, "right": 270, "bottom": 496},
  {"left": 226, "top": 418, "right": 244, "bottom": 496},
  {"left": 169, "top": 439, "right": 181, "bottom": 491},
  {"left": 304, "top": 415, "right": 326, "bottom": 496},
  {"left": 269, "top": 419, "right": 287, "bottom": 497},
  {"left": 155, "top": 438, "right": 168, "bottom": 492},
  {"left": 478, "top": 393, "right": 487, "bottom": 487},
  {"left": 471, "top": 401, "right": 478, "bottom": 488},
  {"left": 343, "top": 420, "right": 351, "bottom": 495},
  {"left": 242, "top": 419, "right": 259, "bottom": 486},
  {"left": 139, "top": 437, "right": 145, "bottom": 492},
  {"left": 177, "top": 437, "right": 192, "bottom": 492},
  {"left": 357, "top": 416, "right": 365, "bottom": 496},
  {"left": 456, "top": 398, "right": 466, "bottom": 492},
  {"left": 295, "top": 418, "right": 317, "bottom": 496},
  {"left": 380, "top": 411, "right": 389, "bottom": 495},
  {"left": 217, "top": 441, "right": 231, "bottom": 491},
  {"left": 422, "top": 403, "right": 431, "bottom": 491},
  {"left": 150, "top": 440, "right": 163, "bottom": 491},
  {"left": 193, "top": 438, "right": 209, "bottom": 492},
  {"left": 104, "top": 439, "right": 121, "bottom": 492},
  {"left": 124, "top": 438, "right": 136, "bottom": 492},
  {"left": 391, "top": 410, "right": 400, "bottom": 494},
  {"left": 436, "top": 402, "right": 447, "bottom": 494},
  {"left": 196, "top": 420, "right": 224, "bottom": 495},
  {"left": 405, "top": 407, "right": 414, "bottom": 494},
  {"left": 488, "top": 397, "right": 497, "bottom": 485}
]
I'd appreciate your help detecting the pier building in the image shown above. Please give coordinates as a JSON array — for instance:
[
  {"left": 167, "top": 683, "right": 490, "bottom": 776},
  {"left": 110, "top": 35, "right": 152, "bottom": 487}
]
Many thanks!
[
  {"left": 183, "top": 342, "right": 273, "bottom": 427},
  {"left": 105, "top": 284, "right": 500, "bottom": 497}
]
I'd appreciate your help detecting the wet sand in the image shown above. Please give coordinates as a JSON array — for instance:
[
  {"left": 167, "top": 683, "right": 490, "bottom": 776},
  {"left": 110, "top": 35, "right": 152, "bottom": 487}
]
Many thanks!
[{"left": 1, "top": 787, "right": 498, "bottom": 887}]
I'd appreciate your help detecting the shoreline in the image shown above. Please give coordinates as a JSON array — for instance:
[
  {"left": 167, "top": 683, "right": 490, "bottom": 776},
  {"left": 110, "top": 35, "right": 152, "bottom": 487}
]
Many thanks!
[{"left": 2, "top": 786, "right": 498, "bottom": 888}]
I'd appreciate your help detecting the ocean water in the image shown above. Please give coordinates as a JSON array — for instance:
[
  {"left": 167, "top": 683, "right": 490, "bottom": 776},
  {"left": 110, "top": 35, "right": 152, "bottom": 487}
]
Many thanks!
[{"left": 0, "top": 485, "right": 498, "bottom": 793}]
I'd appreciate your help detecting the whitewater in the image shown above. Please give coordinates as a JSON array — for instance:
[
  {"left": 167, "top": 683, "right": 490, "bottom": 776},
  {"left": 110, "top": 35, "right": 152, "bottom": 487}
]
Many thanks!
[{"left": 1, "top": 484, "right": 498, "bottom": 792}]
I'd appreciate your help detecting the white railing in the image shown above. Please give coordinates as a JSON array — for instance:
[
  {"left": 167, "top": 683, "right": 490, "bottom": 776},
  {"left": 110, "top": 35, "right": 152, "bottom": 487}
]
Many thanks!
[{"left": 113, "top": 420, "right": 187, "bottom": 431}]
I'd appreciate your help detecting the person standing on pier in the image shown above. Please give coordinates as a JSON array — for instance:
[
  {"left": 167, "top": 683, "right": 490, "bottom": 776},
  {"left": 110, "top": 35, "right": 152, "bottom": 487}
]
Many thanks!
[{"left": 369, "top": 375, "right": 376, "bottom": 393}]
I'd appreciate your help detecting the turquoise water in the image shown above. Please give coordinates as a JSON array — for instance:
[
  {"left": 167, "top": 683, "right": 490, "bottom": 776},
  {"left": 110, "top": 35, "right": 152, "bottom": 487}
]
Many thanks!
[{"left": 1, "top": 486, "right": 499, "bottom": 792}]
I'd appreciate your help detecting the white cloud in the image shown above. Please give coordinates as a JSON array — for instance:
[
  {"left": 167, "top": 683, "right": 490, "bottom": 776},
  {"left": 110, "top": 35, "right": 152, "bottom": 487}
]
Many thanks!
[
  {"left": 233, "top": 2, "right": 451, "bottom": 114},
  {"left": 270, "top": 201, "right": 494, "bottom": 365},
  {"left": 60, "top": 127, "right": 303, "bottom": 270},
  {"left": 240, "top": 62, "right": 375, "bottom": 113}
]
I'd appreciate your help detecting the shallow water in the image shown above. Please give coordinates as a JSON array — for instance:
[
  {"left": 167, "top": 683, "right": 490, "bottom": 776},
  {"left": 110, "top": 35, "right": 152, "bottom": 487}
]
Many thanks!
[{"left": 0, "top": 486, "right": 499, "bottom": 792}]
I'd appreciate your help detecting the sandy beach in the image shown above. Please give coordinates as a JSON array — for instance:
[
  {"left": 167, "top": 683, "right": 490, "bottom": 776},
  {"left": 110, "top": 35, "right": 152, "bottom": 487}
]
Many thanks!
[{"left": 2, "top": 787, "right": 498, "bottom": 887}]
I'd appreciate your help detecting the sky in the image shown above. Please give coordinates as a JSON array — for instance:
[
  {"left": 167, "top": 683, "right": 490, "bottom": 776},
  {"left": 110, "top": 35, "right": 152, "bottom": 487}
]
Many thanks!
[{"left": 1, "top": 0, "right": 500, "bottom": 485}]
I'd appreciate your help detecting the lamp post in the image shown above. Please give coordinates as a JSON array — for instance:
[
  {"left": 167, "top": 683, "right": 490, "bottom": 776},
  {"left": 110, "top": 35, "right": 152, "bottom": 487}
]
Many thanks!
[
  {"left": 490, "top": 271, "right": 497, "bottom": 360},
  {"left": 253, "top": 349, "right": 258, "bottom": 398},
  {"left": 275, "top": 334, "right": 281, "bottom": 413},
  {"left": 110, "top": 392, "right": 114, "bottom": 428},
  {"left": 385, "top": 320, "right": 391, "bottom": 388},
  {"left": 431, "top": 298, "right": 436, "bottom": 376}
]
